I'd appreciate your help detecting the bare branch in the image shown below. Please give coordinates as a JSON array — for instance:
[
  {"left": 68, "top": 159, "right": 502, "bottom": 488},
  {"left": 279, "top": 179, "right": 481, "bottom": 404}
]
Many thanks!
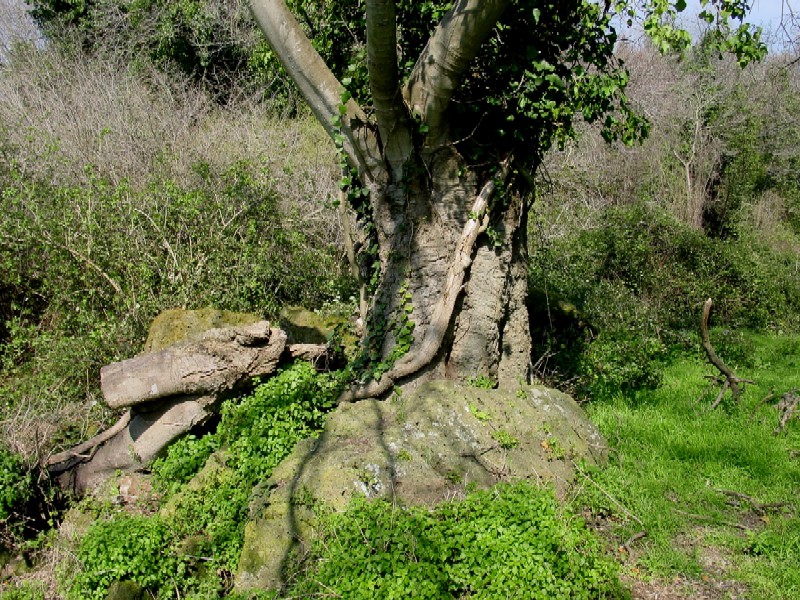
[
  {"left": 249, "top": 0, "right": 384, "bottom": 181},
  {"left": 46, "top": 411, "right": 132, "bottom": 469},
  {"left": 366, "top": 0, "right": 413, "bottom": 179},
  {"left": 700, "top": 298, "right": 753, "bottom": 406},
  {"left": 403, "top": 0, "right": 511, "bottom": 146}
]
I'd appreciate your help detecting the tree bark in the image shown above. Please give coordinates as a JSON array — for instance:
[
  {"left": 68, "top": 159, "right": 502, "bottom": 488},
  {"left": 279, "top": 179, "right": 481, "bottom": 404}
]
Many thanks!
[
  {"left": 342, "top": 149, "right": 532, "bottom": 400},
  {"left": 251, "top": 1, "right": 531, "bottom": 399},
  {"left": 100, "top": 321, "right": 286, "bottom": 409}
]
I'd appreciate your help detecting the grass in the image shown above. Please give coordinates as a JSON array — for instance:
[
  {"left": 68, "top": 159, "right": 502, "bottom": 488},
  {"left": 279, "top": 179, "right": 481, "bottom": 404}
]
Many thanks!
[{"left": 579, "top": 331, "right": 800, "bottom": 599}]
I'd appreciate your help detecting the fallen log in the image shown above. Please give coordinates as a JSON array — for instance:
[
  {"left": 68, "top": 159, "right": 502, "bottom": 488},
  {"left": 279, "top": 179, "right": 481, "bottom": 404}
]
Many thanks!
[
  {"left": 49, "top": 395, "right": 215, "bottom": 494},
  {"left": 48, "top": 321, "right": 287, "bottom": 494},
  {"left": 101, "top": 321, "right": 286, "bottom": 408}
]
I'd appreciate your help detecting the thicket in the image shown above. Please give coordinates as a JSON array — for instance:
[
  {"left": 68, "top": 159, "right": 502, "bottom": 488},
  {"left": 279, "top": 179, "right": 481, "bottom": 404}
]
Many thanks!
[
  {"left": 0, "top": 45, "right": 350, "bottom": 469},
  {"left": 530, "top": 46, "right": 800, "bottom": 400}
]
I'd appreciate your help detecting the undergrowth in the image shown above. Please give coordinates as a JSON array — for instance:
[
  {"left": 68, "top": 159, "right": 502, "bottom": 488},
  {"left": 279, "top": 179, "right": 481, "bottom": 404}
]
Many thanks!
[
  {"left": 64, "top": 362, "right": 343, "bottom": 599},
  {"left": 577, "top": 331, "right": 800, "bottom": 599},
  {"left": 287, "top": 482, "right": 624, "bottom": 599},
  {"left": 530, "top": 202, "right": 800, "bottom": 400}
]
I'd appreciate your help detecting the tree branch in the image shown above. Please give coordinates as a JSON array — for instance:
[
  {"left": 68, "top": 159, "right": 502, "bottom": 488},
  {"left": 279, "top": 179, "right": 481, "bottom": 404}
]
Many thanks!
[
  {"left": 366, "top": 0, "right": 412, "bottom": 179},
  {"left": 46, "top": 410, "right": 132, "bottom": 470},
  {"left": 403, "top": 0, "right": 511, "bottom": 147},
  {"left": 700, "top": 298, "right": 753, "bottom": 406},
  {"left": 249, "top": 0, "right": 384, "bottom": 181}
]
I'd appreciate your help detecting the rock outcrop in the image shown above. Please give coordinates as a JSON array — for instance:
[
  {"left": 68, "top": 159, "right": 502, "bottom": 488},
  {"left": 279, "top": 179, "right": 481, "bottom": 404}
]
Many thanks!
[{"left": 235, "top": 380, "right": 607, "bottom": 592}]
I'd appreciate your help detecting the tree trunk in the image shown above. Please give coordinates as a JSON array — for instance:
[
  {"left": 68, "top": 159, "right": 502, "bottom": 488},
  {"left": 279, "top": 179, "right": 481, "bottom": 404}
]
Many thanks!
[{"left": 355, "top": 147, "right": 531, "bottom": 396}]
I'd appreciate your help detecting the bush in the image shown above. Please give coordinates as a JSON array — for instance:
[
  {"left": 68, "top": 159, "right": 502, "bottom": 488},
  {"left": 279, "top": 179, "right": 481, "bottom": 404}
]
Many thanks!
[
  {"left": 0, "top": 156, "right": 350, "bottom": 456},
  {"left": 290, "top": 482, "right": 623, "bottom": 599},
  {"left": 0, "top": 445, "right": 32, "bottom": 523},
  {"left": 529, "top": 202, "right": 800, "bottom": 399}
]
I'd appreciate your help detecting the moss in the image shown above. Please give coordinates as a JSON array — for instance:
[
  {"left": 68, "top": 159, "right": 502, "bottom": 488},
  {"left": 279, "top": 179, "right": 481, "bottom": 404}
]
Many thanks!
[{"left": 143, "top": 308, "right": 262, "bottom": 352}]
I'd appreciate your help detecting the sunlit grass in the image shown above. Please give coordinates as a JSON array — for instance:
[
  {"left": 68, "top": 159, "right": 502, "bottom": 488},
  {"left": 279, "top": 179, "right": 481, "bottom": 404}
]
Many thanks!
[{"left": 579, "top": 331, "right": 800, "bottom": 598}]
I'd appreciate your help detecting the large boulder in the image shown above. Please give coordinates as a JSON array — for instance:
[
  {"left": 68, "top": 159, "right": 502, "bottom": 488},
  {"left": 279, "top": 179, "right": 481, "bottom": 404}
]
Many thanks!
[{"left": 235, "top": 380, "right": 607, "bottom": 592}]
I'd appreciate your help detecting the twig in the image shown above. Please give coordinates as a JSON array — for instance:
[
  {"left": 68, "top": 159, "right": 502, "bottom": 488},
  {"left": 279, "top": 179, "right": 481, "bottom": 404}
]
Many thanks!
[
  {"left": 775, "top": 390, "right": 799, "bottom": 434},
  {"left": 574, "top": 463, "right": 644, "bottom": 528},
  {"left": 46, "top": 410, "right": 131, "bottom": 468},
  {"left": 621, "top": 530, "right": 647, "bottom": 562},
  {"left": 714, "top": 488, "right": 790, "bottom": 516},
  {"left": 752, "top": 390, "right": 777, "bottom": 415},
  {"left": 672, "top": 508, "right": 749, "bottom": 531}
]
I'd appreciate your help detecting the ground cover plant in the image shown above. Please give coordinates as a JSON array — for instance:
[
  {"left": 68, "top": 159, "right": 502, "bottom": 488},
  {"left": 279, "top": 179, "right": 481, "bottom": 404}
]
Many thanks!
[
  {"left": 577, "top": 331, "right": 800, "bottom": 599},
  {"left": 63, "top": 362, "right": 342, "bottom": 599},
  {"left": 285, "top": 482, "right": 624, "bottom": 599}
]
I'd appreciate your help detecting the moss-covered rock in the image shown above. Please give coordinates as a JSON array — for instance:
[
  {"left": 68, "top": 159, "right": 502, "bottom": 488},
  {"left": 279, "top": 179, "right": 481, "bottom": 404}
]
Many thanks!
[
  {"left": 105, "top": 580, "right": 144, "bottom": 600},
  {"left": 143, "top": 308, "right": 262, "bottom": 352},
  {"left": 235, "top": 380, "right": 607, "bottom": 592},
  {"left": 278, "top": 306, "right": 346, "bottom": 345}
]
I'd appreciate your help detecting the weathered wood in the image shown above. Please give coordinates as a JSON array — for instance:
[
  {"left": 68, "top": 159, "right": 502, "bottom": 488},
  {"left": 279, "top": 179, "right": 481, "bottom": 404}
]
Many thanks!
[
  {"left": 285, "top": 343, "right": 330, "bottom": 362},
  {"left": 50, "top": 395, "right": 216, "bottom": 494},
  {"left": 101, "top": 322, "right": 287, "bottom": 409}
]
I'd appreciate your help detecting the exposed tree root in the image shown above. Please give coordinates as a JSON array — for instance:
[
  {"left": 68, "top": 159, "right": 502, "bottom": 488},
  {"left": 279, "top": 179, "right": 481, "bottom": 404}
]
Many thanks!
[{"left": 700, "top": 298, "right": 754, "bottom": 408}]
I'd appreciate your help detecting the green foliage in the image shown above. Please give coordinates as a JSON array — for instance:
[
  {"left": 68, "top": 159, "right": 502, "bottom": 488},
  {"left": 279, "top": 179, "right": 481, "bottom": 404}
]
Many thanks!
[
  {"left": 578, "top": 333, "right": 800, "bottom": 598},
  {"left": 68, "top": 515, "right": 181, "bottom": 599},
  {"left": 69, "top": 363, "right": 343, "bottom": 599},
  {"left": 491, "top": 429, "right": 520, "bottom": 450},
  {"left": 290, "top": 482, "right": 623, "bottom": 599},
  {"left": 0, "top": 445, "right": 32, "bottom": 523},
  {"left": 466, "top": 374, "right": 496, "bottom": 390},
  {"left": 0, "top": 583, "right": 45, "bottom": 600},
  {"left": 0, "top": 157, "right": 348, "bottom": 447},
  {"left": 530, "top": 202, "right": 800, "bottom": 399}
]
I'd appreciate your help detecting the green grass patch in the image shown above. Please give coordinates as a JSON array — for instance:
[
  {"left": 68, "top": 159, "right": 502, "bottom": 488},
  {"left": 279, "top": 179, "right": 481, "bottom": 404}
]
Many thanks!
[{"left": 579, "top": 331, "right": 800, "bottom": 598}]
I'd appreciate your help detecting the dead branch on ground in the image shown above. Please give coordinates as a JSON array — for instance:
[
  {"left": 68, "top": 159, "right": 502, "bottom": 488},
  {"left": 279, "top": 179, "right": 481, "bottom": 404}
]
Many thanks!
[
  {"left": 715, "top": 488, "right": 791, "bottom": 516},
  {"left": 752, "top": 388, "right": 799, "bottom": 435},
  {"left": 775, "top": 390, "right": 799, "bottom": 434},
  {"left": 699, "top": 298, "right": 754, "bottom": 408}
]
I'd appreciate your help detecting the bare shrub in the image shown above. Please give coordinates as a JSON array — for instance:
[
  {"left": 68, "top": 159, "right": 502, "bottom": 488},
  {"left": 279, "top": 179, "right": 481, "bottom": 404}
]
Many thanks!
[
  {"left": 0, "top": 0, "right": 42, "bottom": 61},
  {"left": 0, "top": 44, "right": 341, "bottom": 244}
]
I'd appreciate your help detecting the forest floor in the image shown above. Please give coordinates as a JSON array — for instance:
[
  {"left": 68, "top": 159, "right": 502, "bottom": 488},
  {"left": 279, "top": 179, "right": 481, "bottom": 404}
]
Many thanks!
[{"left": 577, "top": 331, "right": 800, "bottom": 599}]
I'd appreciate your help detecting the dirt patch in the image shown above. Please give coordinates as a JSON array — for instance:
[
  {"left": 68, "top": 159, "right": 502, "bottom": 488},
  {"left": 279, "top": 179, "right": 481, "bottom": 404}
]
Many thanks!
[
  {"left": 624, "top": 527, "right": 749, "bottom": 600},
  {"left": 625, "top": 574, "right": 748, "bottom": 600}
]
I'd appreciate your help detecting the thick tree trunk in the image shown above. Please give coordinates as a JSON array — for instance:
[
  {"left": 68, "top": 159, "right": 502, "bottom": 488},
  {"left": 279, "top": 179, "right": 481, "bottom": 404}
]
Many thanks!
[{"left": 357, "top": 148, "right": 531, "bottom": 395}]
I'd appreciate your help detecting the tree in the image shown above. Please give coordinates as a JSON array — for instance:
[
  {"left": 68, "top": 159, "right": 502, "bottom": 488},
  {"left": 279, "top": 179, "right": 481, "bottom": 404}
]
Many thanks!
[{"left": 246, "top": 0, "right": 764, "bottom": 400}]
